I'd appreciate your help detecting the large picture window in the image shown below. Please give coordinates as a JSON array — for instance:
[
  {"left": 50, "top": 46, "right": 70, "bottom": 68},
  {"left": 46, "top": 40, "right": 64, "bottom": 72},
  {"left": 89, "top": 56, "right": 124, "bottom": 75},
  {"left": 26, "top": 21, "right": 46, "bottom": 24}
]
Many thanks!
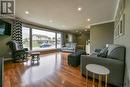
[{"left": 22, "top": 26, "right": 62, "bottom": 51}]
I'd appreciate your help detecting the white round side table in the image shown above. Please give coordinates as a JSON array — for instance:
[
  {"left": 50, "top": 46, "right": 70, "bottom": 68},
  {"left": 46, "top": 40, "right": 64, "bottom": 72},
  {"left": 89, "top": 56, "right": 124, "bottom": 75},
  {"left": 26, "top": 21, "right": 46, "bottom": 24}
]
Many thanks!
[{"left": 86, "top": 64, "right": 110, "bottom": 87}]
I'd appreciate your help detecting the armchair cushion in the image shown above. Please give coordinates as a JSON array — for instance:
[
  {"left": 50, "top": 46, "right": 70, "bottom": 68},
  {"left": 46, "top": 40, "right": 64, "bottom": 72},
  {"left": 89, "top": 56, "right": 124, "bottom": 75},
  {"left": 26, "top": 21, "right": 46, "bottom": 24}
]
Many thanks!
[
  {"left": 61, "top": 43, "right": 76, "bottom": 52},
  {"left": 7, "top": 40, "right": 28, "bottom": 62}
]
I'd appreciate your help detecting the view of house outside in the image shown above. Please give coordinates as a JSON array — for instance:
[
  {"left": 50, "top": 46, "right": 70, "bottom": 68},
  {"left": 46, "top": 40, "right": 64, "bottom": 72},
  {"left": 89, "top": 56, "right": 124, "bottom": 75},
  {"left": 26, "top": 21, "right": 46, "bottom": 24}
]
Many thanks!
[{"left": 32, "top": 29, "right": 56, "bottom": 50}]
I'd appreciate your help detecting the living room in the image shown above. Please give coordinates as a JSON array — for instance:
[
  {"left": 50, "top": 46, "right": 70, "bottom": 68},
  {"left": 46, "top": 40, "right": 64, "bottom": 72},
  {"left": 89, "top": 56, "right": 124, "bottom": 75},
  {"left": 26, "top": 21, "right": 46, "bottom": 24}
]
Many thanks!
[{"left": 0, "top": 0, "right": 130, "bottom": 87}]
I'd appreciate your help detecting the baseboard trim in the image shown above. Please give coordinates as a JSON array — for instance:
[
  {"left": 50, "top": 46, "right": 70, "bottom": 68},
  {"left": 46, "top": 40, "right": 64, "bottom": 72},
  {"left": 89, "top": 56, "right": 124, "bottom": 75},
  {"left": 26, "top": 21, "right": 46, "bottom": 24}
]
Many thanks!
[{"left": 4, "top": 58, "right": 13, "bottom": 61}]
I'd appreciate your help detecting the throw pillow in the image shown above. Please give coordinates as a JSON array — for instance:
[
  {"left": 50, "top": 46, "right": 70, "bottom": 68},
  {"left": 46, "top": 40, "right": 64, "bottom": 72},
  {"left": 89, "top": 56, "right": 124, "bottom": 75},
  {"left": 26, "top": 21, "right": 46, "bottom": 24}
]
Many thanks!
[{"left": 97, "top": 47, "right": 108, "bottom": 58}]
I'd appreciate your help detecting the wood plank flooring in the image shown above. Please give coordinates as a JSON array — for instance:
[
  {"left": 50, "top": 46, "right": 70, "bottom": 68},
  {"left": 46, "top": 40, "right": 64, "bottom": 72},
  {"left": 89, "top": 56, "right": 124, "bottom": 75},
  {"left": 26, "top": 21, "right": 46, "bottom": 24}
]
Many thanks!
[{"left": 4, "top": 52, "right": 93, "bottom": 87}]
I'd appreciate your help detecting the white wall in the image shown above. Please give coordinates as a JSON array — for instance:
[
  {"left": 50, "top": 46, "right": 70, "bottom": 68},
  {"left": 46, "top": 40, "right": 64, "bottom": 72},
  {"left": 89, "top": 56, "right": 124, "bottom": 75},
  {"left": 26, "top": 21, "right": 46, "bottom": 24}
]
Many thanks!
[
  {"left": 90, "top": 22, "right": 114, "bottom": 52},
  {"left": 77, "top": 33, "right": 90, "bottom": 45}
]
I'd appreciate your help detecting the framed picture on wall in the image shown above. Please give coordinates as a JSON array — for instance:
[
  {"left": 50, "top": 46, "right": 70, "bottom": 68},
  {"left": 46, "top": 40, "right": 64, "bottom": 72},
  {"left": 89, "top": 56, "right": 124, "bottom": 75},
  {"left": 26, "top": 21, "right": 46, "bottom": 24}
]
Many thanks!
[
  {"left": 114, "top": 28, "right": 117, "bottom": 39},
  {"left": 114, "top": 0, "right": 125, "bottom": 39},
  {"left": 114, "top": 14, "right": 125, "bottom": 40},
  {"left": 114, "top": 22, "right": 120, "bottom": 39}
]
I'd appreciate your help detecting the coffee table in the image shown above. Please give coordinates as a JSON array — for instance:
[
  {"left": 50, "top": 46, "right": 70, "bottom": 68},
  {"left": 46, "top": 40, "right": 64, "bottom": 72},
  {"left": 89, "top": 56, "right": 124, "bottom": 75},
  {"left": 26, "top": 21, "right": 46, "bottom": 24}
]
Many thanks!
[{"left": 86, "top": 64, "right": 110, "bottom": 87}]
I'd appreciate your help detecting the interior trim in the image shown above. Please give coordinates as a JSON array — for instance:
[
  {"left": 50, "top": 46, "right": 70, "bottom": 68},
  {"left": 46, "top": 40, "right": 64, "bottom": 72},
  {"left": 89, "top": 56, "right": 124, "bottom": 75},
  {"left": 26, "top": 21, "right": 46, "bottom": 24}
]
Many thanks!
[
  {"left": 114, "top": 0, "right": 120, "bottom": 20},
  {"left": 90, "top": 20, "right": 114, "bottom": 27}
]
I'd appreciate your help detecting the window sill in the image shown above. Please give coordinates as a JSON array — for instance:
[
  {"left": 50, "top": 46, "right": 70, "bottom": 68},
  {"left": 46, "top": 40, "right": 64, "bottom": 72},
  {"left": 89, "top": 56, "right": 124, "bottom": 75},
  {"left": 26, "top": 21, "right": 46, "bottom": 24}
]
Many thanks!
[{"left": 30, "top": 48, "right": 61, "bottom": 53}]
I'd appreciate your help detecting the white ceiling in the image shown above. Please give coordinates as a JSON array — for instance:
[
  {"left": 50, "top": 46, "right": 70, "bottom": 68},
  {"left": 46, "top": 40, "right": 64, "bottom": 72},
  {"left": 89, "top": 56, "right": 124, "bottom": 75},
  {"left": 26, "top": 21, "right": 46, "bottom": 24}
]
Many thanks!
[{"left": 16, "top": 0, "right": 118, "bottom": 30}]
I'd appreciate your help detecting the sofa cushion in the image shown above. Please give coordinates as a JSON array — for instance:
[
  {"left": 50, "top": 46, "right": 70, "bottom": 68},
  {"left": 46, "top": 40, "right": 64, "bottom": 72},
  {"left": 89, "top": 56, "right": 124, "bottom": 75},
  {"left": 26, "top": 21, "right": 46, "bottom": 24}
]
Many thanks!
[
  {"left": 90, "top": 52, "right": 98, "bottom": 57},
  {"left": 107, "top": 44, "right": 125, "bottom": 61},
  {"left": 97, "top": 47, "right": 108, "bottom": 58}
]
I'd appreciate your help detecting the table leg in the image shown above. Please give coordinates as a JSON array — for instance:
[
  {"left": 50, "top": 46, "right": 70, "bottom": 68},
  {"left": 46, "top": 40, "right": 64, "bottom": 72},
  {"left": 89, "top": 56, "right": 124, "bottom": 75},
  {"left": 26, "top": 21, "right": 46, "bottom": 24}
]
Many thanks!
[
  {"left": 105, "top": 75, "right": 108, "bottom": 87},
  {"left": 86, "top": 70, "right": 88, "bottom": 87},
  {"left": 93, "top": 73, "right": 95, "bottom": 87},
  {"left": 32, "top": 55, "right": 34, "bottom": 60},
  {"left": 38, "top": 55, "right": 40, "bottom": 60},
  {"left": 98, "top": 75, "right": 102, "bottom": 87}
]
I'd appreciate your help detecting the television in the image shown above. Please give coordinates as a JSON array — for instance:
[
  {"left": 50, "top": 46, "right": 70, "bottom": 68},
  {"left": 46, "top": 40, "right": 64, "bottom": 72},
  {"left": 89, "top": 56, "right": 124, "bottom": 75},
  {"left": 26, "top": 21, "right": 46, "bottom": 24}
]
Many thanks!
[{"left": 0, "top": 19, "right": 11, "bottom": 36}]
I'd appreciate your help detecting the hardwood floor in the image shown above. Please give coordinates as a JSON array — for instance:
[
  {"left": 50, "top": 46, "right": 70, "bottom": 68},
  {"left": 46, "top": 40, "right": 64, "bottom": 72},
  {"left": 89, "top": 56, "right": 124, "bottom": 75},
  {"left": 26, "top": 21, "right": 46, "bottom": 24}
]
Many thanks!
[{"left": 4, "top": 52, "right": 93, "bottom": 87}]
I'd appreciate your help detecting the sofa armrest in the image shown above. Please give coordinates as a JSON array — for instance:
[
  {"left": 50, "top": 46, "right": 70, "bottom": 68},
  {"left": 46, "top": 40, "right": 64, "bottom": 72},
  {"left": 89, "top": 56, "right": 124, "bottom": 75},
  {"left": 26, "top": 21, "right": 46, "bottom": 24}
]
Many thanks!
[
  {"left": 81, "top": 55, "right": 124, "bottom": 68},
  {"left": 80, "top": 55, "right": 125, "bottom": 86}
]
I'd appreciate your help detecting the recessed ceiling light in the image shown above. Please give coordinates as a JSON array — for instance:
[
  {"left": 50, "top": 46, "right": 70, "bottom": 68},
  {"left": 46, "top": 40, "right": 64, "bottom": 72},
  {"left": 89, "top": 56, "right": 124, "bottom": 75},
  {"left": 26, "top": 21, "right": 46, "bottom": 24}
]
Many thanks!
[
  {"left": 25, "top": 11, "right": 29, "bottom": 14},
  {"left": 49, "top": 20, "right": 53, "bottom": 23},
  {"left": 87, "top": 18, "right": 91, "bottom": 21},
  {"left": 77, "top": 7, "right": 82, "bottom": 11}
]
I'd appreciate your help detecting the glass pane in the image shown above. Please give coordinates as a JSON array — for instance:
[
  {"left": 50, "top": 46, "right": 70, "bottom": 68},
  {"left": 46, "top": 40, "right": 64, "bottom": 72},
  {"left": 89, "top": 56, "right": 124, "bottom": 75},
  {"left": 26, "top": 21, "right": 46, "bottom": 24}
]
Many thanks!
[
  {"left": 22, "top": 27, "right": 30, "bottom": 50},
  {"left": 57, "top": 33, "right": 62, "bottom": 48},
  {"left": 32, "top": 29, "right": 56, "bottom": 50}
]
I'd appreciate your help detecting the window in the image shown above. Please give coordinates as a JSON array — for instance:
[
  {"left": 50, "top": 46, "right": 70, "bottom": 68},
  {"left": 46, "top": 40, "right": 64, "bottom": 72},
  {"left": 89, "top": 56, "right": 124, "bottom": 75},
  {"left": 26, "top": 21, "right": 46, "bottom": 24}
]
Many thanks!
[
  {"left": 22, "top": 27, "right": 30, "bottom": 50},
  {"left": 32, "top": 29, "right": 56, "bottom": 50},
  {"left": 57, "top": 33, "right": 62, "bottom": 48},
  {"left": 22, "top": 27, "right": 62, "bottom": 51}
]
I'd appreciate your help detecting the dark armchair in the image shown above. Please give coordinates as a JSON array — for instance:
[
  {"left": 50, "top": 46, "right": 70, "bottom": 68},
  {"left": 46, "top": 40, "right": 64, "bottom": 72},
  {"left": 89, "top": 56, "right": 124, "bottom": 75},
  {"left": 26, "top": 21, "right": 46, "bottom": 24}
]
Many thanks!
[{"left": 6, "top": 40, "right": 28, "bottom": 62}]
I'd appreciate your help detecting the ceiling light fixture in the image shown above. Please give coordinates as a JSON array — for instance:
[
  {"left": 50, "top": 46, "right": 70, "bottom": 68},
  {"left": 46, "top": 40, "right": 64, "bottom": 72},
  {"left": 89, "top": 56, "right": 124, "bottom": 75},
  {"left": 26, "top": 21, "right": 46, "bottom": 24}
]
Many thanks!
[
  {"left": 77, "top": 7, "right": 82, "bottom": 11},
  {"left": 25, "top": 11, "right": 29, "bottom": 14},
  {"left": 87, "top": 18, "right": 91, "bottom": 21}
]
